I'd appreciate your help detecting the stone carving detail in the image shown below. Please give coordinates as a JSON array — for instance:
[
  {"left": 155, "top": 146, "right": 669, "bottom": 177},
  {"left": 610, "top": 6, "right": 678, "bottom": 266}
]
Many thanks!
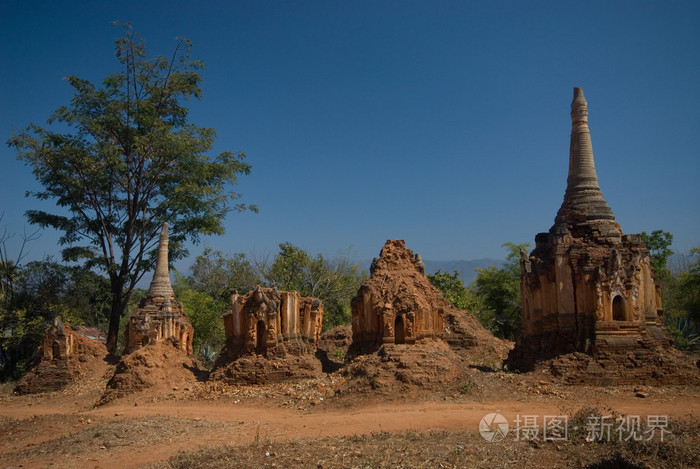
[
  {"left": 124, "top": 223, "right": 194, "bottom": 355},
  {"left": 222, "top": 286, "right": 323, "bottom": 358},
  {"left": 507, "top": 88, "right": 675, "bottom": 381},
  {"left": 351, "top": 240, "right": 445, "bottom": 352}
]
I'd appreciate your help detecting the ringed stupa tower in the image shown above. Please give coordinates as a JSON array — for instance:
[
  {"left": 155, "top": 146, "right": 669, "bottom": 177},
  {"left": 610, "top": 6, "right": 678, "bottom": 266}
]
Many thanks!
[
  {"left": 124, "top": 223, "right": 194, "bottom": 355},
  {"left": 506, "top": 88, "right": 689, "bottom": 384}
]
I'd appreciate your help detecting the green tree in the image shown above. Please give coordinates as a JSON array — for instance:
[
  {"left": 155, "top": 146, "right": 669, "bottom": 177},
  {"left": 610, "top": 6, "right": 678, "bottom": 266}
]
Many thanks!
[
  {"left": 0, "top": 257, "right": 111, "bottom": 379},
  {"left": 173, "top": 273, "right": 226, "bottom": 365},
  {"left": 471, "top": 242, "right": 530, "bottom": 340},
  {"left": 262, "top": 243, "right": 366, "bottom": 330},
  {"left": 187, "top": 247, "right": 261, "bottom": 300},
  {"left": 641, "top": 230, "right": 674, "bottom": 281},
  {"left": 427, "top": 270, "right": 477, "bottom": 311},
  {"left": 7, "top": 25, "right": 255, "bottom": 353}
]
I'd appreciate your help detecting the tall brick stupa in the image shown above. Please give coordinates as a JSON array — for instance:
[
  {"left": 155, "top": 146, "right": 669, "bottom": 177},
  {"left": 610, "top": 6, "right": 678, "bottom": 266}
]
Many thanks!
[
  {"left": 124, "top": 223, "right": 194, "bottom": 355},
  {"left": 506, "top": 88, "right": 691, "bottom": 384}
]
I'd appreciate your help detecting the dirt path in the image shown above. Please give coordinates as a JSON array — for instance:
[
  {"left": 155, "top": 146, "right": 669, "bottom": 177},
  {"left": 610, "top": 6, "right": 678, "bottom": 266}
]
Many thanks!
[{"left": 2, "top": 394, "right": 698, "bottom": 469}]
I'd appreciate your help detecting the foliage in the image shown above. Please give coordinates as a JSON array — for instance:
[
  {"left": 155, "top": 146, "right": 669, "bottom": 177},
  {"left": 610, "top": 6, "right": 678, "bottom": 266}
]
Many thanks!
[
  {"left": 7, "top": 24, "right": 255, "bottom": 353},
  {"left": 470, "top": 242, "right": 530, "bottom": 341},
  {"left": 261, "top": 243, "right": 367, "bottom": 330},
  {"left": 176, "top": 284, "right": 226, "bottom": 365},
  {"left": 641, "top": 230, "right": 673, "bottom": 282},
  {"left": 0, "top": 256, "right": 111, "bottom": 379},
  {"left": 666, "top": 318, "right": 700, "bottom": 351},
  {"left": 674, "top": 248, "right": 700, "bottom": 324},
  {"left": 187, "top": 247, "right": 261, "bottom": 299},
  {"left": 427, "top": 270, "right": 473, "bottom": 311}
]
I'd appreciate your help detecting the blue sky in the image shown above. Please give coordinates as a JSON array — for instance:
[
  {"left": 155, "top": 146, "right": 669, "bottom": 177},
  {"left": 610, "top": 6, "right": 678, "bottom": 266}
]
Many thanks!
[{"left": 1, "top": 1, "right": 699, "bottom": 273}]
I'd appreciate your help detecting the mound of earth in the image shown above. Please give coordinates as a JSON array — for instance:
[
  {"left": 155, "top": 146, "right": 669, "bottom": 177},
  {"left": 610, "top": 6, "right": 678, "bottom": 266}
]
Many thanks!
[
  {"left": 15, "top": 321, "right": 108, "bottom": 394},
  {"left": 208, "top": 353, "right": 323, "bottom": 385},
  {"left": 541, "top": 346, "right": 700, "bottom": 386},
  {"left": 100, "top": 340, "right": 204, "bottom": 403},
  {"left": 341, "top": 339, "right": 468, "bottom": 395},
  {"left": 344, "top": 240, "right": 511, "bottom": 392}
]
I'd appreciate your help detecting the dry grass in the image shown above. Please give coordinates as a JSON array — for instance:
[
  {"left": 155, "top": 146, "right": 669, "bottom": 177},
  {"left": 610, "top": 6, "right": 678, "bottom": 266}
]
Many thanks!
[{"left": 149, "top": 411, "right": 700, "bottom": 469}]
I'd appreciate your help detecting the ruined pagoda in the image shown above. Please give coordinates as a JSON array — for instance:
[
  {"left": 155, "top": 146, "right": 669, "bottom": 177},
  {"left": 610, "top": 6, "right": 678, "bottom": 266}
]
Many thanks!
[
  {"left": 506, "top": 88, "right": 688, "bottom": 384},
  {"left": 124, "top": 223, "right": 194, "bottom": 355}
]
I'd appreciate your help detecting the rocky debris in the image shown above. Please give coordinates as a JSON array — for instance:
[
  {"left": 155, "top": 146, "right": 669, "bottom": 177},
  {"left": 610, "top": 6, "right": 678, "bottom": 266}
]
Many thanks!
[
  {"left": 351, "top": 240, "right": 509, "bottom": 358},
  {"left": 100, "top": 340, "right": 204, "bottom": 404},
  {"left": 15, "top": 320, "right": 108, "bottom": 394},
  {"left": 209, "top": 354, "right": 322, "bottom": 386},
  {"left": 342, "top": 339, "right": 467, "bottom": 394}
]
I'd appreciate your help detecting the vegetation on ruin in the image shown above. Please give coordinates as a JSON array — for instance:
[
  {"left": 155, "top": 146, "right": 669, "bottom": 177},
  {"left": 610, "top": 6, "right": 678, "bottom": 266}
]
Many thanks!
[
  {"left": 163, "top": 243, "right": 365, "bottom": 364},
  {"left": 6, "top": 24, "right": 255, "bottom": 353}
]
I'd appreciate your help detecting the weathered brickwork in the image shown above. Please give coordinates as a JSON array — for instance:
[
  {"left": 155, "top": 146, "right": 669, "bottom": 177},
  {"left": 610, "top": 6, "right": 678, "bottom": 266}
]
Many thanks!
[
  {"left": 507, "top": 88, "right": 697, "bottom": 385},
  {"left": 124, "top": 223, "right": 194, "bottom": 355},
  {"left": 222, "top": 286, "right": 323, "bottom": 359},
  {"left": 351, "top": 240, "right": 446, "bottom": 352},
  {"left": 15, "top": 319, "right": 107, "bottom": 394}
]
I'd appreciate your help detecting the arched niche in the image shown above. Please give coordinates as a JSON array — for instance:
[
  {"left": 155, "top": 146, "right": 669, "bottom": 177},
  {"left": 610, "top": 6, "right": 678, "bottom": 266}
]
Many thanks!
[
  {"left": 612, "top": 295, "right": 626, "bottom": 321},
  {"left": 394, "top": 315, "right": 405, "bottom": 344}
]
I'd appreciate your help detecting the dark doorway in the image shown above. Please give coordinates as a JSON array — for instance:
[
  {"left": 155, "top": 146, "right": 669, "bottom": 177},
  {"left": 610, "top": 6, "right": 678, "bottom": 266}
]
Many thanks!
[
  {"left": 256, "top": 320, "right": 267, "bottom": 355},
  {"left": 395, "top": 316, "right": 405, "bottom": 344},
  {"left": 612, "top": 296, "right": 626, "bottom": 321}
]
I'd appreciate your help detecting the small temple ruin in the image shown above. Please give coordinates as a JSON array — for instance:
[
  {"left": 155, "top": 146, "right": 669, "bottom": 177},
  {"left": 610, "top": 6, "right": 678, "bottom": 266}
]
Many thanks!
[
  {"left": 222, "top": 286, "right": 324, "bottom": 358},
  {"left": 15, "top": 319, "right": 107, "bottom": 394},
  {"left": 351, "top": 240, "right": 446, "bottom": 352},
  {"left": 124, "top": 223, "right": 194, "bottom": 355},
  {"left": 507, "top": 88, "right": 693, "bottom": 384}
]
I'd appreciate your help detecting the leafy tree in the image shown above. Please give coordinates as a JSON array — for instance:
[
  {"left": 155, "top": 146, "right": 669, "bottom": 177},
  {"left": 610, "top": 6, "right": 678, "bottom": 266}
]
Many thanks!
[
  {"left": 7, "top": 25, "right": 255, "bottom": 353},
  {"left": 0, "top": 257, "right": 111, "bottom": 379},
  {"left": 427, "top": 270, "right": 479, "bottom": 311},
  {"left": 471, "top": 242, "right": 530, "bottom": 340},
  {"left": 676, "top": 248, "right": 700, "bottom": 324},
  {"left": 262, "top": 243, "right": 366, "bottom": 330},
  {"left": 188, "top": 247, "right": 262, "bottom": 300},
  {"left": 173, "top": 273, "right": 225, "bottom": 365},
  {"left": 641, "top": 230, "right": 673, "bottom": 282}
]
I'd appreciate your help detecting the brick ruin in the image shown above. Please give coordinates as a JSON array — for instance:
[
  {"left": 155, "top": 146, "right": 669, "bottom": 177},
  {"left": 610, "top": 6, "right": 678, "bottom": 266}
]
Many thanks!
[
  {"left": 222, "top": 286, "right": 323, "bottom": 358},
  {"left": 351, "top": 240, "right": 446, "bottom": 352},
  {"left": 15, "top": 319, "right": 108, "bottom": 394},
  {"left": 124, "top": 223, "right": 194, "bottom": 355},
  {"left": 507, "top": 88, "right": 696, "bottom": 384}
]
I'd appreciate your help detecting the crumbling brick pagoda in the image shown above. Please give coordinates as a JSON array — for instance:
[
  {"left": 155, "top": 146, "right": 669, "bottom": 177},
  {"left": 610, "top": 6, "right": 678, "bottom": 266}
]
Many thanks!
[
  {"left": 222, "top": 286, "right": 323, "bottom": 358},
  {"left": 351, "top": 240, "right": 445, "bottom": 352},
  {"left": 124, "top": 223, "right": 194, "bottom": 355},
  {"left": 507, "top": 88, "right": 676, "bottom": 380}
]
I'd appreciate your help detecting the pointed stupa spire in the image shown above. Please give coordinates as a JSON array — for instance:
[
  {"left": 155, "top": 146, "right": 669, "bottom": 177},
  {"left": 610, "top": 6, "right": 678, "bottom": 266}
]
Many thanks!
[
  {"left": 147, "top": 222, "right": 175, "bottom": 300},
  {"left": 554, "top": 87, "right": 617, "bottom": 231}
]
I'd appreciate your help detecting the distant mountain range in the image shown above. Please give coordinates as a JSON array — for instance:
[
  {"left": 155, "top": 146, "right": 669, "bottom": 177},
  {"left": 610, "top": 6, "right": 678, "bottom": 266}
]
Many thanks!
[{"left": 357, "top": 258, "right": 504, "bottom": 285}]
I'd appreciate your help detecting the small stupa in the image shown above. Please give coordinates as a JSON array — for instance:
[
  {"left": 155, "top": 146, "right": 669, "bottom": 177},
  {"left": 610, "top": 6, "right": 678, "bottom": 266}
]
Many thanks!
[{"left": 124, "top": 223, "right": 194, "bottom": 355}]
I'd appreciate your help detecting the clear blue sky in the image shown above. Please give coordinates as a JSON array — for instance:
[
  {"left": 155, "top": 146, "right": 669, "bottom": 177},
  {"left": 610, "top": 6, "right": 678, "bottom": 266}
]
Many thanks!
[{"left": 1, "top": 1, "right": 699, "bottom": 273}]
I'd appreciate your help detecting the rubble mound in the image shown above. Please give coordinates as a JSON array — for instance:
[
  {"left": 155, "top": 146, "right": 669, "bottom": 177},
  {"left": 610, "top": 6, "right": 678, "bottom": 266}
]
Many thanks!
[
  {"left": 543, "top": 345, "right": 700, "bottom": 386},
  {"left": 208, "top": 353, "right": 322, "bottom": 385},
  {"left": 341, "top": 339, "right": 467, "bottom": 394},
  {"left": 101, "top": 340, "right": 203, "bottom": 403},
  {"left": 344, "top": 240, "right": 511, "bottom": 393},
  {"left": 15, "top": 321, "right": 108, "bottom": 394},
  {"left": 350, "top": 239, "right": 509, "bottom": 360},
  {"left": 316, "top": 325, "right": 353, "bottom": 373}
]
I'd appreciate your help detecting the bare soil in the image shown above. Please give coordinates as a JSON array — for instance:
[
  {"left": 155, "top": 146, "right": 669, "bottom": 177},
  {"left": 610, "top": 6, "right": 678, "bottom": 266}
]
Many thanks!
[{"left": 1, "top": 351, "right": 699, "bottom": 469}]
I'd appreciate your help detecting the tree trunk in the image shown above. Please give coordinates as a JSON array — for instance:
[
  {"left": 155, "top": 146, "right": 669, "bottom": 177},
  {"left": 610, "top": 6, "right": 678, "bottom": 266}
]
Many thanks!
[{"left": 105, "top": 283, "right": 126, "bottom": 354}]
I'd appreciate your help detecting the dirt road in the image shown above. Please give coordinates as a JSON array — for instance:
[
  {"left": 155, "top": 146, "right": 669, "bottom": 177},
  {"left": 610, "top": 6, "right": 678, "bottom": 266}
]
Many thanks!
[{"left": 1, "top": 392, "right": 698, "bottom": 469}]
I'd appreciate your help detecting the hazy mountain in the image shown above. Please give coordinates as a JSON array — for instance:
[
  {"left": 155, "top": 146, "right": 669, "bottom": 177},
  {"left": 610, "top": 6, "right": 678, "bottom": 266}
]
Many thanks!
[{"left": 357, "top": 258, "right": 504, "bottom": 285}]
